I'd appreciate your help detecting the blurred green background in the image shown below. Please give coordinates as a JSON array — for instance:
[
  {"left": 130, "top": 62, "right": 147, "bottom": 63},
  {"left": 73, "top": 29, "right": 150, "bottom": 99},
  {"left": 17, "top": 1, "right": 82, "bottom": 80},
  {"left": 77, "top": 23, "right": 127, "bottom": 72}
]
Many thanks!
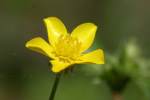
[{"left": 0, "top": 0, "right": 150, "bottom": 100}]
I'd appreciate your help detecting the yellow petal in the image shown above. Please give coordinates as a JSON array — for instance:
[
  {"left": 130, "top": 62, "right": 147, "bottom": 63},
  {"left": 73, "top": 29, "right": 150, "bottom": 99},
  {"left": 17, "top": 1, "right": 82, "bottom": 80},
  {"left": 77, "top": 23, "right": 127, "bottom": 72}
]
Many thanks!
[
  {"left": 26, "top": 37, "right": 55, "bottom": 59},
  {"left": 71, "top": 23, "right": 97, "bottom": 52},
  {"left": 78, "top": 49, "right": 104, "bottom": 64},
  {"left": 50, "top": 60, "right": 71, "bottom": 73},
  {"left": 44, "top": 17, "right": 68, "bottom": 47}
]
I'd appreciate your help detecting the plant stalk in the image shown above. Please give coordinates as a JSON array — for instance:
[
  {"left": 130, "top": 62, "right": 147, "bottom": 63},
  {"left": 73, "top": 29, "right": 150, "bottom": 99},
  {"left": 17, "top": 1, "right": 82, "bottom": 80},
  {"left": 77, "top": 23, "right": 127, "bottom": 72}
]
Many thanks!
[{"left": 49, "top": 73, "right": 62, "bottom": 100}]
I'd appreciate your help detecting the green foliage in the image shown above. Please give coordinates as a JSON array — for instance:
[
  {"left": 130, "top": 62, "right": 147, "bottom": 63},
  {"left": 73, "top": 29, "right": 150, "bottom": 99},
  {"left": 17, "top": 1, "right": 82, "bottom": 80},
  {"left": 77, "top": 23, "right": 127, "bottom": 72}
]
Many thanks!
[{"left": 80, "top": 38, "right": 150, "bottom": 99}]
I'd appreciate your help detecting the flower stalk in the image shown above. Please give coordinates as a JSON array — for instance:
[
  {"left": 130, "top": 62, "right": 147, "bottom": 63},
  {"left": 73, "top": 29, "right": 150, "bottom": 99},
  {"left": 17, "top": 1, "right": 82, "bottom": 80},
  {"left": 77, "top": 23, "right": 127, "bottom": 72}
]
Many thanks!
[
  {"left": 49, "top": 73, "right": 62, "bottom": 100},
  {"left": 112, "top": 92, "right": 122, "bottom": 100}
]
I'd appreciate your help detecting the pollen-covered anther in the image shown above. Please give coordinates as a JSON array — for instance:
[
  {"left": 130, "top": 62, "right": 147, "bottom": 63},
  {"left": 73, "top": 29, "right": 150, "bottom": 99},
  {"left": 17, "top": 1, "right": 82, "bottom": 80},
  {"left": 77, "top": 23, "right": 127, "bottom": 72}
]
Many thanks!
[{"left": 55, "top": 35, "right": 81, "bottom": 62}]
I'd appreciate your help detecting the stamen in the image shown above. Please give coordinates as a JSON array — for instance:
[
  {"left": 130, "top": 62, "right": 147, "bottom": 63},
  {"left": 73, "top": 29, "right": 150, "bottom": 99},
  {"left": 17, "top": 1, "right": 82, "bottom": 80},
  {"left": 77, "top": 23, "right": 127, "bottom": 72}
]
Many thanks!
[{"left": 55, "top": 34, "right": 81, "bottom": 62}]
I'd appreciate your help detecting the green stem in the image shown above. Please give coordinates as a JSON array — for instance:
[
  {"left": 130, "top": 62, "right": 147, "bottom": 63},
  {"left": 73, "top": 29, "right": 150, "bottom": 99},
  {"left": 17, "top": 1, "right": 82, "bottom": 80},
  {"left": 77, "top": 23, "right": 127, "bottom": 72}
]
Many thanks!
[{"left": 49, "top": 73, "right": 62, "bottom": 100}]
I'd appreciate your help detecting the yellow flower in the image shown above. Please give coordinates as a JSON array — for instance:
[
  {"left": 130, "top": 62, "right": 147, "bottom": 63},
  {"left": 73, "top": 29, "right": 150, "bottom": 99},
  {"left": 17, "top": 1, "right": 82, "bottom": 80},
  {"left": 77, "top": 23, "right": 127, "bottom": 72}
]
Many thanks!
[{"left": 26, "top": 17, "right": 104, "bottom": 73}]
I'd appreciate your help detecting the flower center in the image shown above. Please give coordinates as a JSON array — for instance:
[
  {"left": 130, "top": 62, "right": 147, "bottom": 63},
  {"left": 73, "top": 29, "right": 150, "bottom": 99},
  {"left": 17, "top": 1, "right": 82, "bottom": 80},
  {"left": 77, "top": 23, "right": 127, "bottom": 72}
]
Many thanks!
[{"left": 55, "top": 34, "right": 81, "bottom": 62}]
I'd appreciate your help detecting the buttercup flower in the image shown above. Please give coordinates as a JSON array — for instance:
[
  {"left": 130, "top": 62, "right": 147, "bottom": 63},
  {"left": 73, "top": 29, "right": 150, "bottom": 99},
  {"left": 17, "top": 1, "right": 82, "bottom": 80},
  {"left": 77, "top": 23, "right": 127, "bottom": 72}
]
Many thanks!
[{"left": 26, "top": 17, "right": 104, "bottom": 73}]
